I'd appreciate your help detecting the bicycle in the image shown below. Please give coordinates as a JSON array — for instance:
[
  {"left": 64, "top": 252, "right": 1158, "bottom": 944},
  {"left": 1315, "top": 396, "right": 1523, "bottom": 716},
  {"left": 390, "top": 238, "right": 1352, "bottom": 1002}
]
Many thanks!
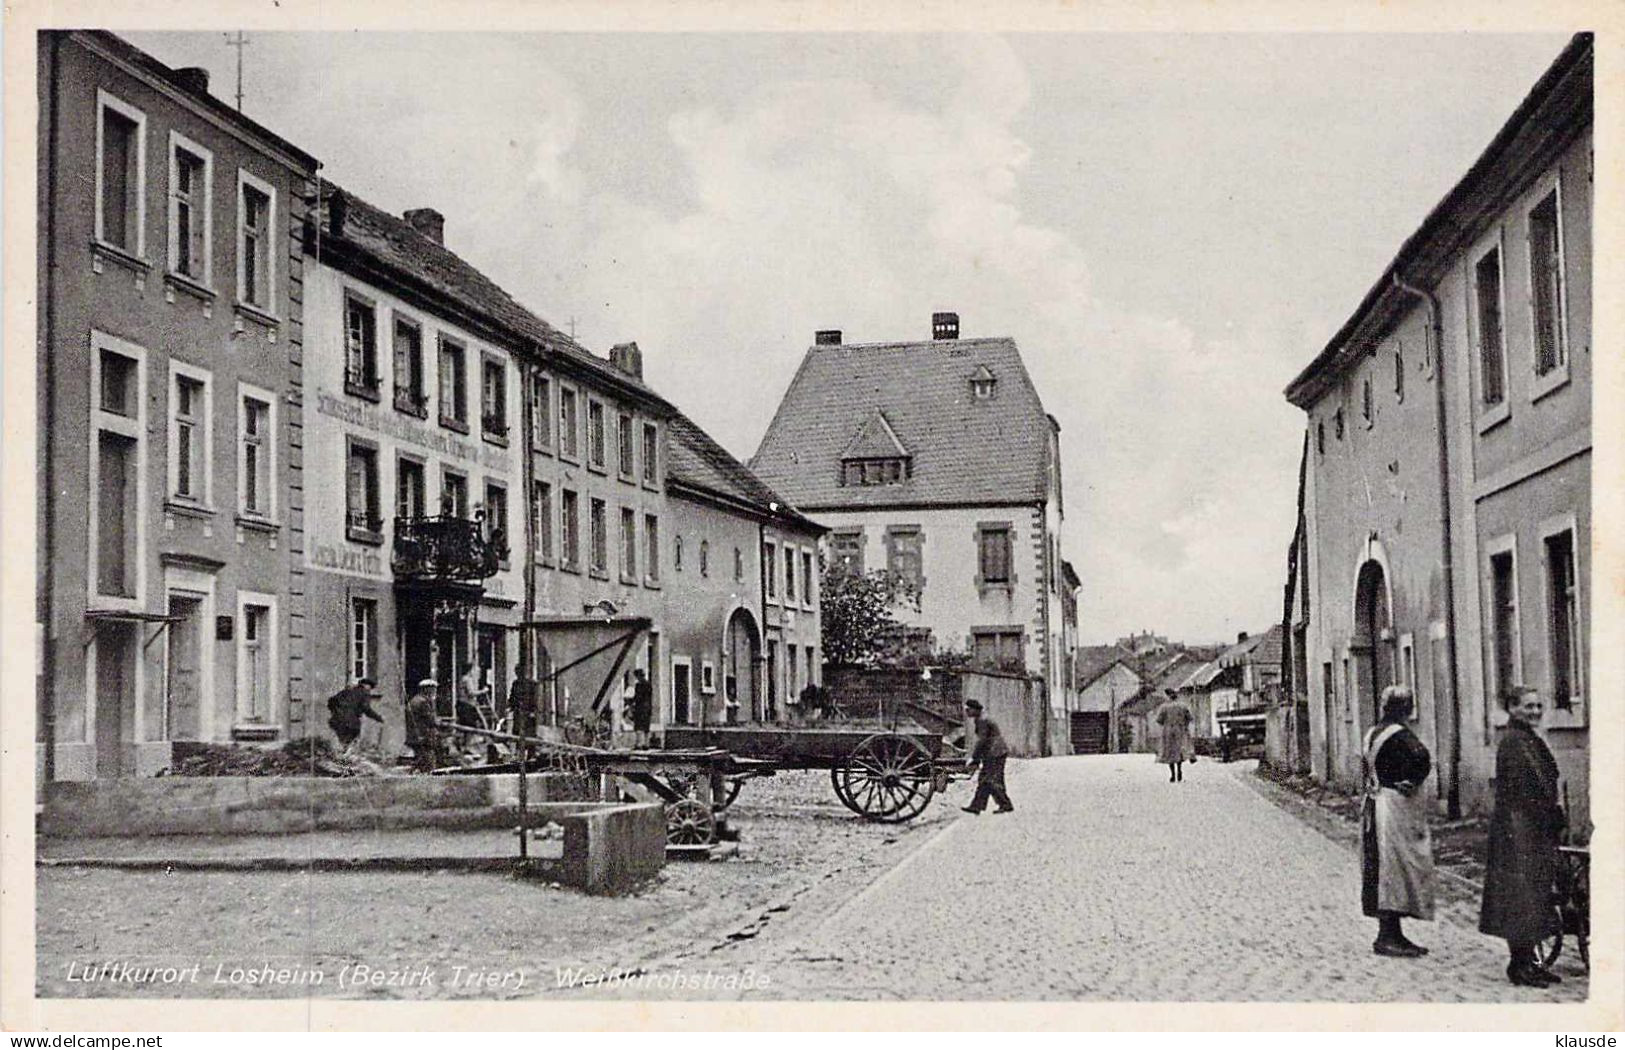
[{"left": 1536, "top": 845, "right": 1590, "bottom": 972}]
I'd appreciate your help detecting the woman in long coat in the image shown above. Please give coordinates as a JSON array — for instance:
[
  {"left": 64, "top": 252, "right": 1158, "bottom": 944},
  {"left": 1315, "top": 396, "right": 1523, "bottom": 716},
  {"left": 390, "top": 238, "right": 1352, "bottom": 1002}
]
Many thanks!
[
  {"left": 1155, "top": 697, "right": 1195, "bottom": 783},
  {"left": 1479, "top": 685, "right": 1565, "bottom": 988}
]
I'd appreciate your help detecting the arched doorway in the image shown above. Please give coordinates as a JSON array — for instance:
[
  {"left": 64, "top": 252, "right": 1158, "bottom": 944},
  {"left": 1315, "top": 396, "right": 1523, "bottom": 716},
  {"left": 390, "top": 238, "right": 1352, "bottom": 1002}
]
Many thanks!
[
  {"left": 724, "top": 607, "right": 760, "bottom": 724},
  {"left": 1352, "top": 559, "right": 1394, "bottom": 731}
]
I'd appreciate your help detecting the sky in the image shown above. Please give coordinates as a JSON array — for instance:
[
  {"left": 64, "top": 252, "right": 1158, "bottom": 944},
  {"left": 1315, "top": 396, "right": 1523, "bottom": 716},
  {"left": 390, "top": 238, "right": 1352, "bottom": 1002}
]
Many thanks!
[{"left": 129, "top": 29, "right": 1571, "bottom": 644}]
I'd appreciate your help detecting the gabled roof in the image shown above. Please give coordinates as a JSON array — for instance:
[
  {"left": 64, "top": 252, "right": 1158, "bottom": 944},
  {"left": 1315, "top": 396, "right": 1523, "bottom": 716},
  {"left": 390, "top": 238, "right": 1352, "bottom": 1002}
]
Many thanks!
[
  {"left": 842, "top": 409, "right": 911, "bottom": 460},
  {"left": 310, "top": 185, "right": 669, "bottom": 413},
  {"left": 1218, "top": 625, "right": 1284, "bottom": 670},
  {"left": 666, "top": 412, "right": 822, "bottom": 534},
  {"left": 1074, "top": 644, "right": 1134, "bottom": 689},
  {"left": 751, "top": 336, "right": 1053, "bottom": 509},
  {"left": 1078, "top": 658, "right": 1142, "bottom": 693},
  {"left": 1285, "top": 33, "right": 1592, "bottom": 408}
]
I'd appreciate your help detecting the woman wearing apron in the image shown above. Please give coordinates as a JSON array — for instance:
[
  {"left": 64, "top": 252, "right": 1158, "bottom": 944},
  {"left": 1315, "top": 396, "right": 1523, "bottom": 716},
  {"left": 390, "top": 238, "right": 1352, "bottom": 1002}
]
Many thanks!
[{"left": 1361, "top": 686, "right": 1437, "bottom": 957}]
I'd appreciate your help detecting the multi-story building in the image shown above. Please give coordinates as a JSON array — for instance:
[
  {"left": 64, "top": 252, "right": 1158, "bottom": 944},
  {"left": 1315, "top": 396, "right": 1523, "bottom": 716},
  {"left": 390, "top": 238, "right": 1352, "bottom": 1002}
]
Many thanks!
[
  {"left": 751, "top": 313, "right": 1073, "bottom": 753},
  {"left": 1284, "top": 34, "right": 1591, "bottom": 819},
  {"left": 37, "top": 32, "right": 318, "bottom": 781},
  {"left": 303, "top": 186, "right": 818, "bottom": 748}
]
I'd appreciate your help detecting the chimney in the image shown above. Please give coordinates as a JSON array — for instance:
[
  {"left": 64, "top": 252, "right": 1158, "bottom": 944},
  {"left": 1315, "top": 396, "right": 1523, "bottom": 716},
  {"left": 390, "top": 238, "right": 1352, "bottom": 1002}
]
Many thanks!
[
  {"left": 328, "top": 189, "right": 348, "bottom": 238},
  {"left": 403, "top": 208, "right": 445, "bottom": 245},
  {"left": 1237, "top": 631, "right": 1250, "bottom": 644},
  {"left": 172, "top": 67, "right": 211, "bottom": 95},
  {"left": 815, "top": 329, "right": 843, "bottom": 346},
  {"left": 932, "top": 312, "right": 960, "bottom": 340},
  {"left": 609, "top": 342, "right": 644, "bottom": 380}
]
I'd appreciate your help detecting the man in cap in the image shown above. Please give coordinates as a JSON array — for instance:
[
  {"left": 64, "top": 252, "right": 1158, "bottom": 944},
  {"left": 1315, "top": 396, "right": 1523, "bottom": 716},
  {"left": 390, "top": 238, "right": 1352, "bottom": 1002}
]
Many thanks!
[
  {"left": 961, "top": 698, "right": 1014, "bottom": 814},
  {"left": 406, "top": 678, "right": 443, "bottom": 773},
  {"left": 629, "top": 668, "right": 654, "bottom": 748}
]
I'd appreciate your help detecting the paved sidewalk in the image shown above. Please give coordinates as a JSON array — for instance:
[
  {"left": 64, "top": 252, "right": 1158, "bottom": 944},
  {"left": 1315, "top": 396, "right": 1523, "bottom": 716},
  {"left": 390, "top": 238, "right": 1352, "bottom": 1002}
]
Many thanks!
[
  {"left": 733, "top": 754, "right": 1589, "bottom": 1001},
  {"left": 38, "top": 828, "right": 562, "bottom": 869}
]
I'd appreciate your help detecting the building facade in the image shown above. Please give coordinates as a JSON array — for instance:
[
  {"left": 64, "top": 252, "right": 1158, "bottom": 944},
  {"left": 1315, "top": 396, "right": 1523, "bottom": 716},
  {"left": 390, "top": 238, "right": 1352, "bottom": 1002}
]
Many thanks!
[
  {"left": 1284, "top": 35, "right": 1591, "bottom": 820},
  {"left": 752, "top": 315, "right": 1074, "bottom": 753},
  {"left": 37, "top": 32, "right": 318, "bottom": 781}
]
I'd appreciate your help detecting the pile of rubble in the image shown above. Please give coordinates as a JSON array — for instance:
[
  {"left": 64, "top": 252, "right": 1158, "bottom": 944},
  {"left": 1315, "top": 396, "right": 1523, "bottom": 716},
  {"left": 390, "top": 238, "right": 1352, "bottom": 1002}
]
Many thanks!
[{"left": 164, "top": 737, "right": 395, "bottom": 778}]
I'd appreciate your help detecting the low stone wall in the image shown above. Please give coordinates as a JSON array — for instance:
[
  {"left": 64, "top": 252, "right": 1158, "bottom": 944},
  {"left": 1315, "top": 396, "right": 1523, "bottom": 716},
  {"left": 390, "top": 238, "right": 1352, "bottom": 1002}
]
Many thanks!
[
  {"left": 560, "top": 803, "right": 668, "bottom": 895},
  {"left": 40, "top": 773, "right": 565, "bottom": 837}
]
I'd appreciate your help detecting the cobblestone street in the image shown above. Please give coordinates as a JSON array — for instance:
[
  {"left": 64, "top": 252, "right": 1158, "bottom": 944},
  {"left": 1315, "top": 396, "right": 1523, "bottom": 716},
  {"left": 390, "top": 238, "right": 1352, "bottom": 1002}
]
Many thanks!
[{"left": 690, "top": 755, "right": 1590, "bottom": 1002}]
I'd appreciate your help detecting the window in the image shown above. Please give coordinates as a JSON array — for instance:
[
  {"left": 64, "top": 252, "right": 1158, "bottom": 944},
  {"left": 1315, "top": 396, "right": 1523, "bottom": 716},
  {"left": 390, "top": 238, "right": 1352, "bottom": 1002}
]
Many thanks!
[
  {"left": 734, "top": 546, "right": 744, "bottom": 582},
  {"left": 1473, "top": 243, "right": 1508, "bottom": 410},
  {"left": 1360, "top": 376, "right": 1373, "bottom": 427},
  {"left": 1316, "top": 421, "right": 1325, "bottom": 456},
  {"left": 169, "top": 366, "right": 211, "bottom": 505},
  {"left": 887, "top": 526, "right": 924, "bottom": 593},
  {"left": 675, "top": 535, "right": 684, "bottom": 573},
  {"left": 645, "top": 514, "right": 660, "bottom": 583},
  {"left": 843, "top": 457, "right": 908, "bottom": 486},
  {"left": 620, "top": 506, "right": 637, "bottom": 581},
  {"left": 1488, "top": 544, "right": 1519, "bottom": 707},
  {"left": 806, "top": 645, "right": 817, "bottom": 691},
  {"left": 972, "top": 627, "right": 1024, "bottom": 672},
  {"left": 672, "top": 659, "right": 693, "bottom": 724},
  {"left": 830, "top": 530, "right": 864, "bottom": 573},
  {"left": 239, "top": 389, "right": 274, "bottom": 519},
  {"left": 397, "top": 457, "right": 426, "bottom": 520},
  {"left": 237, "top": 172, "right": 275, "bottom": 311},
  {"left": 438, "top": 338, "right": 468, "bottom": 430},
  {"left": 588, "top": 400, "right": 606, "bottom": 470},
  {"left": 346, "top": 439, "right": 381, "bottom": 540},
  {"left": 1528, "top": 186, "right": 1568, "bottom": 381},
  {"left": 393, "top": 318, "right": 427, "bottom": 417},
  {"left": 1393, "top": 345, "right": 1405, "bottom": 403},
  {"left": 532, "top": 481, "right": 553, "bottom": 563},
  {"left": 351, "top": 598, "right": 378, "bottom": 683},
  {"left": 96, "top": 92, "right": 145, "bottom": 255},
  {"left": 764, "top": 541, "right": 778, "bottom": 600},
  {"left": 484, "top": 481, "right": 509, "bottom": 562},
  {"left": 801, "top": 550, "right": 815, "bottom": 608},
  {"left": 785, "top": 545, "right": 797, "bottom": 603},
  {"left": 699, "top": 539, "right": 709, "bottom": 578},
  {"left": 977, "top": 524, "right": 1012, "bottom": 585},
  {"left": 1398, "top": 633, "right": 1416, "bottom": 692},
  {"left": 1544, "top": 527, "right": 1582, "bottom": 710},
  {"left": 618, "top": 412, "right": 635, "bottom": 478},
  {"left": 481, "top": 357, "right": 508, "bottom": 439},
  {"left": 560, "top": 489, "right": 580, "bottom": 569},
  {"left": 787, "top": 642, "right": 799, "bottom": 701},
  {"left": 642, "top": 423, "right": 659, "bottom": 485},
  {"left": 700, "top": 660, "right": 717, "bottom": 695},
  {"left": 1333, "top": 408, "right": 1345, "bottom": 441},
  {"left": 237, "top": 594, "right": 277, "bottom": 725},
  {"left": 531, "top": 374, "right": 552, "bottom": 450},
  {"left": 970, "top": 366, "right": 997, "bottom": 400},
  {"left": 168, "top": 133, "right": 211, "bottom": 282},
  {"left": 441, "top": 470, "right": 467, "bottom": 519},
  {"left": 344, "top": 294, "right": 379, "bottom": 399},
  {"left": 559, "top": 387, "right": 580, "bottom": 459},
  {"left": 589, "top": 498, "right": 608, "bottom": 574},
  {"left": 91, "top": 336, "right": 146, "bottom": 604}
]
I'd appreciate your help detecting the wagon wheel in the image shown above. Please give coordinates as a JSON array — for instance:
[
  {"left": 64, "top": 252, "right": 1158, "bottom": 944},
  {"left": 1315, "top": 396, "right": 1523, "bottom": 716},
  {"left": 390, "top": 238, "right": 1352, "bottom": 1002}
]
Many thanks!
[
  {"left": 839, "top": 733, "right": 936, "bottom": 823},
  {"left": 830, "top": 766, "right": 863, "bottom": 815},
  {"left": 665, "top": 797, "right": 716, "bottom": 846}
]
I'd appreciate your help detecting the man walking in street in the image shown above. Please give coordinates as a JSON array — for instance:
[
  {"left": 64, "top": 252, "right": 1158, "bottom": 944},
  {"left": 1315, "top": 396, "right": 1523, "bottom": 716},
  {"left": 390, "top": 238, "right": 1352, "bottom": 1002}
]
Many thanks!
[
  {"left": 406, "top": 678, "right": 443, "bottom": 774},
  {"left": 327, "top": 677, "right": 384, "bottom": 755},
  {"left": 1362, "top": 685, "right": 1436, "bottom": 958},
  {"left": 629, "top": 668, "right": 653, "bottom": 749},
  {"left": 961, "top": 699, "right": 1014, "bottom": 814}
]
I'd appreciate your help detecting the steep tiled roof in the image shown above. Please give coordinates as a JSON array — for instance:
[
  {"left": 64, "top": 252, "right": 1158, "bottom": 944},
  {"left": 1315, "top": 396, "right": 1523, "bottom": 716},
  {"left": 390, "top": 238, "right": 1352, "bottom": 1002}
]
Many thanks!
[
  {"left": 751, "top": 337, "right": 1052, "bottom": 509},
  {"left": 666, "top": 412, "right": 822, "bottom": 533},
  {"left": 1074, "top": 644, "right": 1133, "bottom": 689},
  {"left": 313, "top": 185, "right": 664, "bottom": 406},
  {"left": 1218, "top": 625, "right": 1284, "bottom": 670}
]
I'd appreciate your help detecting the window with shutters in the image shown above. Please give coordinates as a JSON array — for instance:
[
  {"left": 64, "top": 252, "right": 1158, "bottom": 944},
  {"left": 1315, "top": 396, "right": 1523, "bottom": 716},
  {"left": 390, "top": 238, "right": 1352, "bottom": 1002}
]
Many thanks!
[
  {"left": 346, "top": 439, "right": 381, "bottom": 541},
  {"left": 618, "top": 412, "right": 635, "bottom": 480},
  {"left": 645, "top": 514, "right": 660, "bottom": 584},
  {"left": 393, "top": 317, "right": 427, "bottom": 417},
  {"left": 396, "top": 456, "right": 426, "bottom": 520},
  {"left": 532, "top": 481, "right": 554, "bottom": 565},
  {"left": 976, "top": 524, "right": 1013, "bottom": 586},
  {"left": 559, "top": 386, "right": 580, "bottom": 461},
  {"left": 560, "top": 489, "right": 580, "bottom": 570},
  {"left": 481, "top": 357, "right": 508, "bottom": 441},
  {"left": 589, "top": 498, "right": 608, "bottom": 576},
  {"left": 588, "top": 400, "right": 607, "bottom": 471},
  {"left": 886, "top": 526, "right": 924, "bottom": 595},
  {"left": 344, "top": 294, "right": 380, "bottom": 400},
  {"left": 485, "top": 481, "right": 509, "bottom": 564},
  {"left": 620, "top": 506, "right": 637, "bottom": 583},
  {"left": 438, "top": 337, "right": 468, "bottom": 431},
  {"left": 642, "top": 422, "right": 659, "bottom": 487}
]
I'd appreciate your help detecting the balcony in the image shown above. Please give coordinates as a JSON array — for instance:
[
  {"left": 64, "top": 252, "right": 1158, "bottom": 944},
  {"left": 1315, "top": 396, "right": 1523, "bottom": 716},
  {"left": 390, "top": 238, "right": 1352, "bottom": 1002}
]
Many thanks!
[{"left": 392, "top": 515, "right": 501, "bottom": 581}]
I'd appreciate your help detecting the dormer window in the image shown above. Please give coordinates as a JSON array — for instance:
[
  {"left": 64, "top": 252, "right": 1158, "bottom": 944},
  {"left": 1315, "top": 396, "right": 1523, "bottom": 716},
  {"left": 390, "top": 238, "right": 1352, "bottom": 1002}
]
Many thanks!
[
  {"left": 970, "top": 364, "right": 997, "bottom": 400},
  {"left": 843, "top": 457, "right": 910, "bottom": 486}
]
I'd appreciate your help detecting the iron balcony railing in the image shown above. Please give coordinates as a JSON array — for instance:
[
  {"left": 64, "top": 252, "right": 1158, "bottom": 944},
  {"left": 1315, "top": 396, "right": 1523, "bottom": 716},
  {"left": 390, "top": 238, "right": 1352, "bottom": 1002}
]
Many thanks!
[{"left": 392, "top": 515, "right": 501, "bottom": 581}]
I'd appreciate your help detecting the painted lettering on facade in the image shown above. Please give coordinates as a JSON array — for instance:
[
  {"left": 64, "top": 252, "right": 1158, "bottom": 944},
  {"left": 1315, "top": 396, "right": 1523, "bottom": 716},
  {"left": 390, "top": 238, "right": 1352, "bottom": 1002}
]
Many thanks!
[
  {"left": 309, "top": 540, "right": 385, "bottom": 578},
  {"left": 315, "top": 391, "right": 510, "bottom": 472}
]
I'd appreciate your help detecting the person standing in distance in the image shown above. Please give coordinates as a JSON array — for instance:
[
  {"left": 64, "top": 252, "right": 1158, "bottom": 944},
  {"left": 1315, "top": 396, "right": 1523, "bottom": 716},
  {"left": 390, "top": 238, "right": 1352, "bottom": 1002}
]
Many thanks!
[
  {"left": 629, "top": 668, "right": 654, "bottom": 749},
  {"left": 1155, "top": 696, "right": 1195, "bottom": 783},
  {"left": 961, "top": 699, "right": 1014, "bottom": 814},
  {"left": 405, "top": 678, "right": 443, "bottom": 774},
  {"left": 1361, "top": 686, "right": 1436, "bottom": 958},
  {"left": 1480, "top": 684, "right": 1567, "bottom": 988}
]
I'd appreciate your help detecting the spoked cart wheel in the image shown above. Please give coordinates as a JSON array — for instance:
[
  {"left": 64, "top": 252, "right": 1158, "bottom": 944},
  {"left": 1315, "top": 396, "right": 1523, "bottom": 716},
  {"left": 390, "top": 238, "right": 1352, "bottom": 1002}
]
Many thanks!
[
  {"left": 665, "top": 797, "right": 717, "bottom": 846},
  {"left": 836, "top": 733, "right": 937, "bottom": 823}
]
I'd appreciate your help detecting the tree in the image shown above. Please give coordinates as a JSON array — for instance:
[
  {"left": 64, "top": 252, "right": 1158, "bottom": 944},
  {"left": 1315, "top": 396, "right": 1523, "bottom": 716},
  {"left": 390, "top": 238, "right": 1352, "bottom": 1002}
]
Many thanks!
[{"left": 819, "top": 561, "right": 919, "bottom": 667}]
